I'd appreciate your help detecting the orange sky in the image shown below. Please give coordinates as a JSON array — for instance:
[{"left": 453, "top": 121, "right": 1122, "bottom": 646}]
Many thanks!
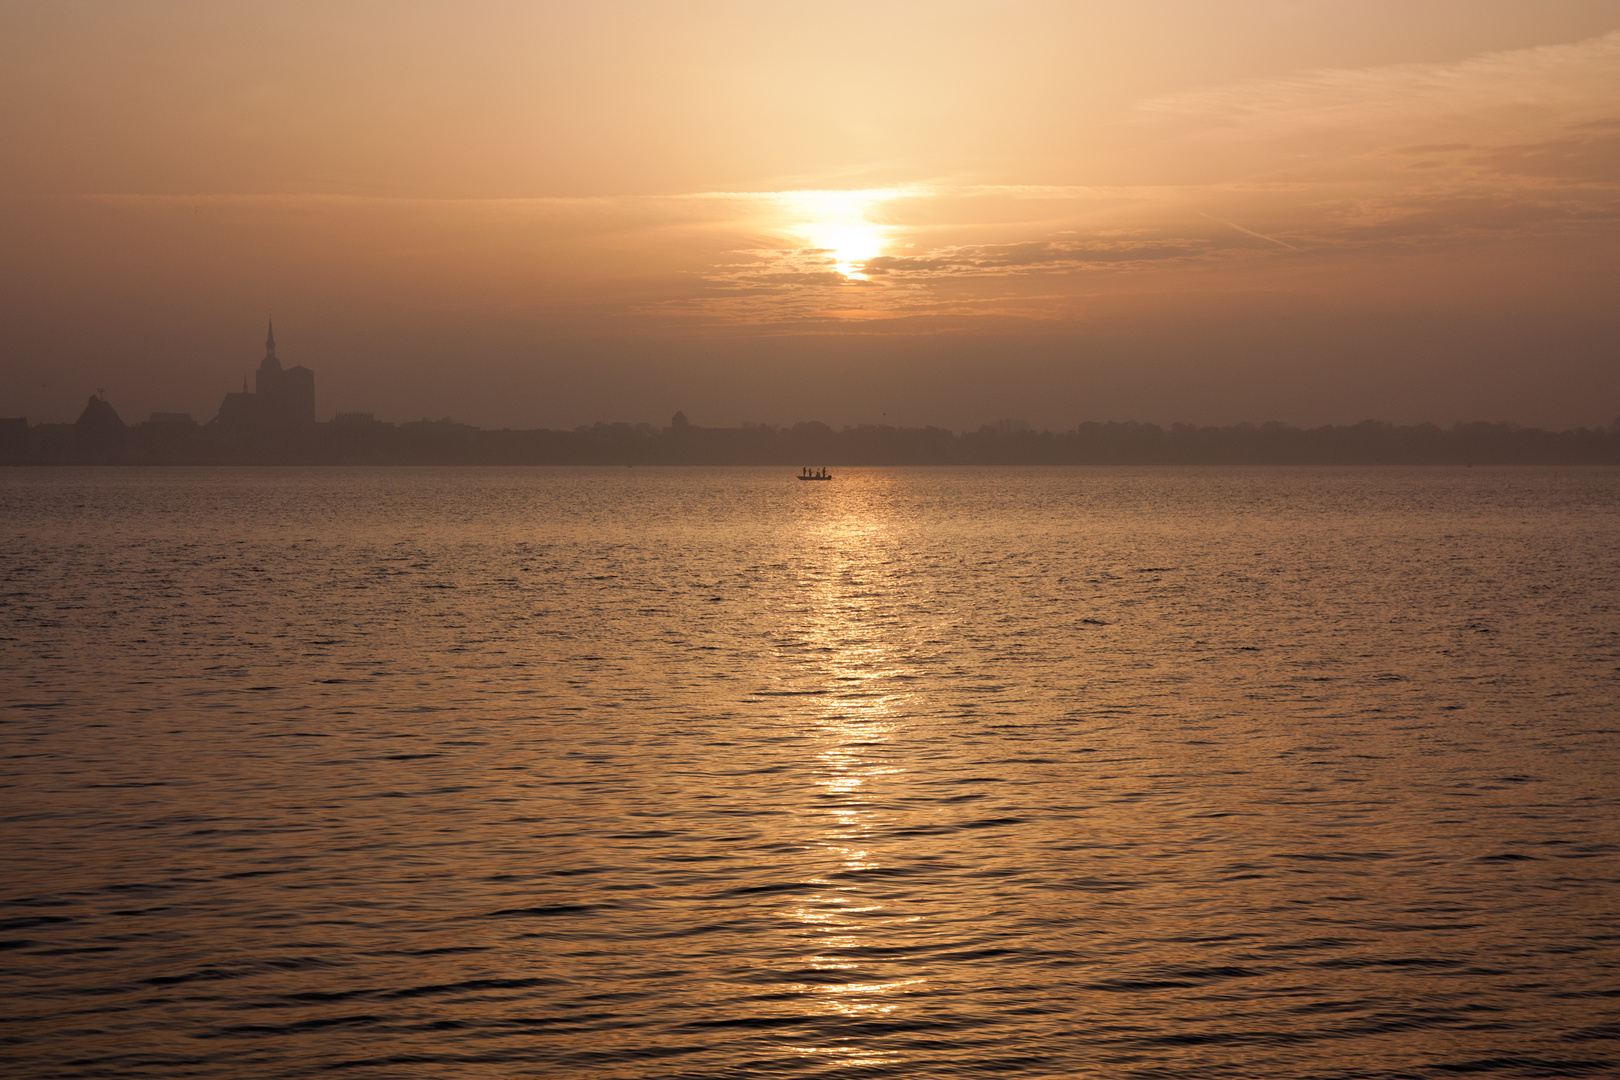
[{"left": 3, "top": 1, "right": 1618, "bottom": 429}]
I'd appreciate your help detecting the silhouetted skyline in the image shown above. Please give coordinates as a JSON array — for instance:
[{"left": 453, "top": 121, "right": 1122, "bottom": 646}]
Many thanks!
[
  {"left": 10, "top": 392, "right": 1617, "bottom": 466},
  {"left": 6, "top": 320, "right": 1617, "bottom": 466}
]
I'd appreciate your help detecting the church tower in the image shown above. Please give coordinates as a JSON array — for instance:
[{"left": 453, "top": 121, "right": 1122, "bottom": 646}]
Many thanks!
[
  {"left": 215, "top": 319, "right": 316, "bottom": 430},
  {"left": 255, "top": 318, "right": 283, "bottom": 392}
]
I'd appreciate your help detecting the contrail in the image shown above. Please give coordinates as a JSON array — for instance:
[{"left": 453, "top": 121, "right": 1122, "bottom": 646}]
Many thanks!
[{"left": 1196, "top": 211, "right": 1299, "bottom": 251}]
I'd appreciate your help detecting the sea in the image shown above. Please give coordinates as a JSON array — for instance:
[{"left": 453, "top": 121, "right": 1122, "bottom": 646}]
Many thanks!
[{"left": 2, "top": 465, "right": 1618, "bottom": 1079}]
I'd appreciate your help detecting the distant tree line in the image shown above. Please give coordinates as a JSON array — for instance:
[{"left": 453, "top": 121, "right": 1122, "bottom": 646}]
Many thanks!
[{"left": 5, "top": 404, "right": 1620, "bottom": 466}]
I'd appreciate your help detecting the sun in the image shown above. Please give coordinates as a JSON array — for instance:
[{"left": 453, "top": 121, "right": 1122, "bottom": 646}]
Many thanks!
[
  {"left": 802, "top": 222, "right": 886, "bottom": 280},
  {"left": 779, "top": 190, "right": 903, "bottom": 281}
]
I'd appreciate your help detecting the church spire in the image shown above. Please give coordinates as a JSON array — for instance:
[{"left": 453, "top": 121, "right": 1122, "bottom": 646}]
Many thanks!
[{"left": 265, "top": 317, "right": 276, "bottom": 360}]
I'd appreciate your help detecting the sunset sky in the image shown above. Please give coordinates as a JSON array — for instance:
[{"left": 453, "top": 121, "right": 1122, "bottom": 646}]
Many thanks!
[{"left": 3, "top": 1, "right": 1618, "bottom": 430}]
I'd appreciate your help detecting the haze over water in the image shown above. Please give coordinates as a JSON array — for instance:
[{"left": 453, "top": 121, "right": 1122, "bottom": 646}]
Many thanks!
[{"left": 3, "top": 466, "right": 1618, "bottom": 1078}]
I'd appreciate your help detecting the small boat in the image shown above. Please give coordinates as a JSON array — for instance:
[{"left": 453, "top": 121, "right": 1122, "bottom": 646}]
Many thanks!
[{"left": 797, "top": 467, "right": 833, "bottom": 481}]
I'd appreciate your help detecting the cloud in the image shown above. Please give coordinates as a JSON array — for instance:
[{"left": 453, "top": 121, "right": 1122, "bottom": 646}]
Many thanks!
[
  {"left": 1136, "top": 31, "right": 1620, "bottom": 137},
  {"left": 42, "top": 31, "right": 1620, "bottom": 333},
  {"left": 860, "top": 239, "right": 1205, "bottom": 277},
  {"left": 1481, "top": 126, "right": 1620, "bottom": 183},
  {"left": 659, "top": 33, "right": 1620, "bottom": 325}
]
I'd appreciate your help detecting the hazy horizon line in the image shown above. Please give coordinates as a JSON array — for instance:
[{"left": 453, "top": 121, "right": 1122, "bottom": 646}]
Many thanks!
[{"left": 15, "top": 405, "right": 1618, "bottom": 437}]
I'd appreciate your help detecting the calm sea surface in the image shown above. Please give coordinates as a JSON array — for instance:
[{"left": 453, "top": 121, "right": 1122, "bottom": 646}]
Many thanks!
[{"left": 2, "top": 466, "right": 1618, "bottom": 1079}]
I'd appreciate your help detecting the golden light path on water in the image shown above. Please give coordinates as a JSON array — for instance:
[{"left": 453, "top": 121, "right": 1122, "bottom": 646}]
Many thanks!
[{"left": 780, "top": 504, "right": 924, "bottom": 1070}]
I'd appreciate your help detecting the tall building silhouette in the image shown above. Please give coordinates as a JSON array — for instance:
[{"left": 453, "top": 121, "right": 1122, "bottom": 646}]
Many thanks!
[{"left": 216, "top": 320, "right": 315, "bottom": 429}]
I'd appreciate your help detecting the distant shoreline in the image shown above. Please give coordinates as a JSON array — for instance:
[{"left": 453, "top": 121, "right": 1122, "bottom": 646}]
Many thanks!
[
  {"left": 8, "top": 461, "right": 1620, "bottom": 469},
  {"left": 6, "top": 415, "right": 1618, "bottom": 467}
]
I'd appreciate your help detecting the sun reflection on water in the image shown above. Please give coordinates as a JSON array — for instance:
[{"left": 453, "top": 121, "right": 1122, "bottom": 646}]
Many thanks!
[{"left": 770, "top": 489, "right": 934, "bottom": 1066}]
